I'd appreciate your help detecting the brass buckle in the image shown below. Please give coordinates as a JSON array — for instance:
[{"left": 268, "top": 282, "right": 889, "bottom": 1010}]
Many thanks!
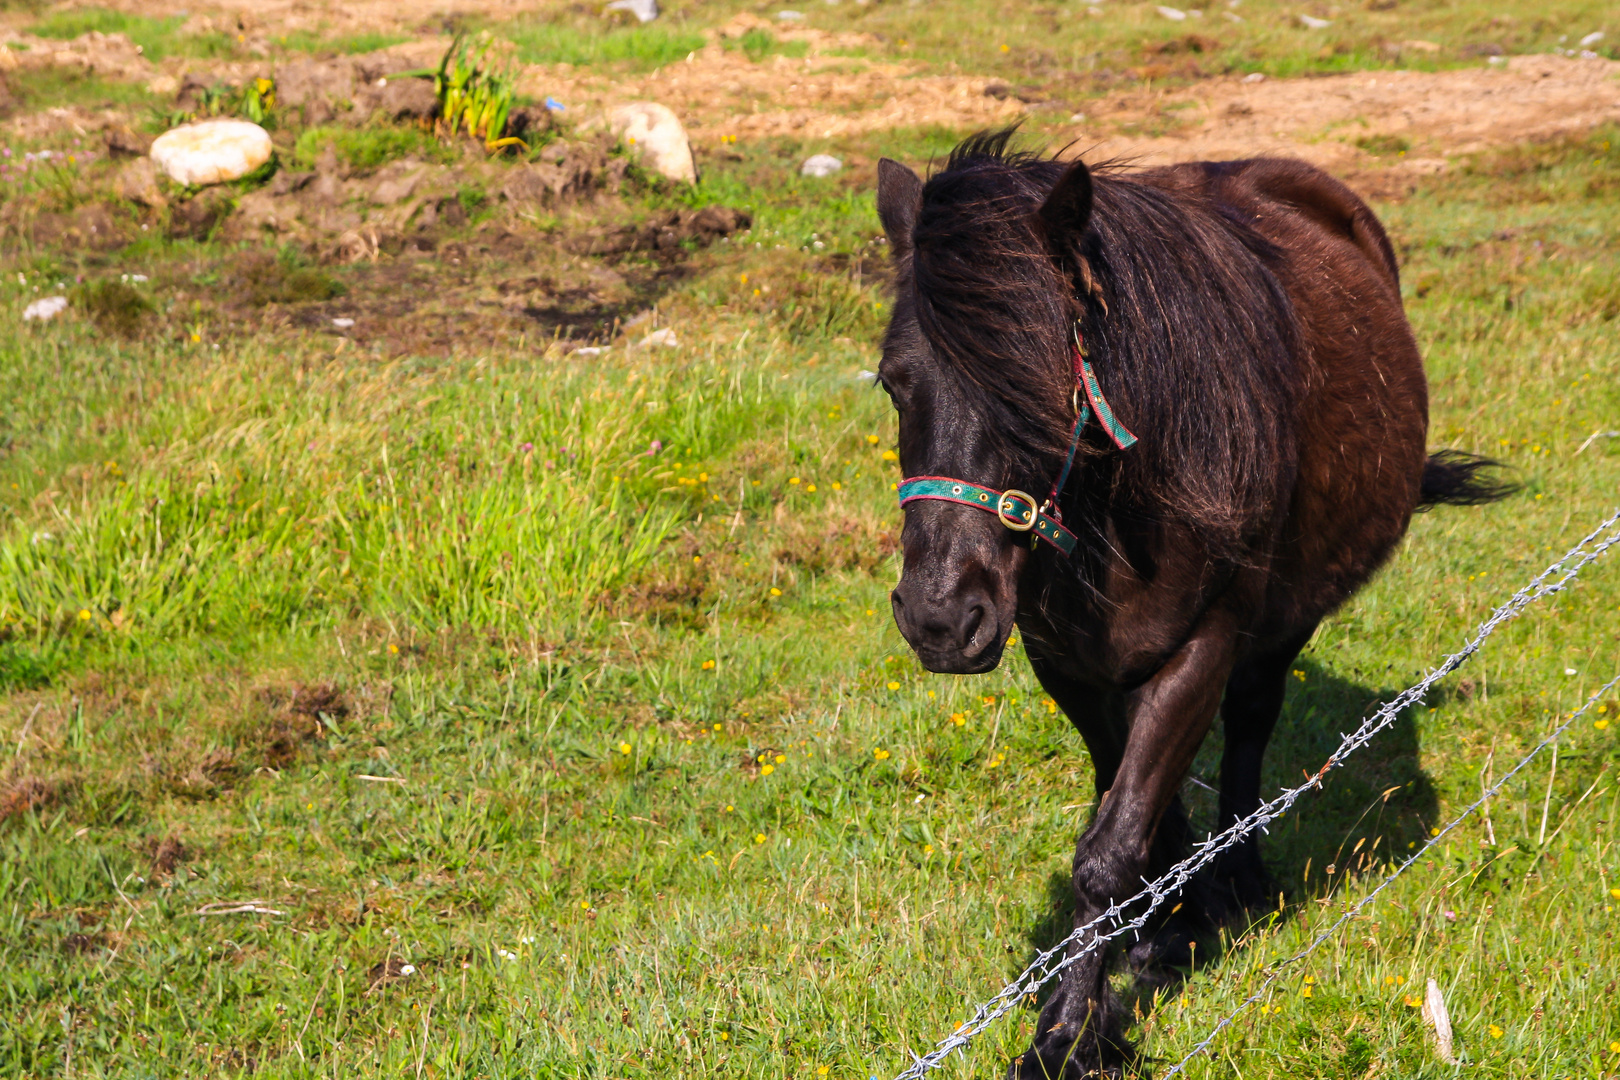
[{"left": 996, "top": 489, "right": 1037, "bottom": 532}]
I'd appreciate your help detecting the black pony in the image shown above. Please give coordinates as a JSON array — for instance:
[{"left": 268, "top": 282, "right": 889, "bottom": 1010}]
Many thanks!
[{"left": 875, "top": 131, "right": 1506, "bottom": 1077}]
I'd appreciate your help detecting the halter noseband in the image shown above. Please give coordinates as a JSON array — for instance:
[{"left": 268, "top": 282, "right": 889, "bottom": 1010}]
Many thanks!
[{"left": 895, "top": 328, "right": 1136, "bottom": 557}]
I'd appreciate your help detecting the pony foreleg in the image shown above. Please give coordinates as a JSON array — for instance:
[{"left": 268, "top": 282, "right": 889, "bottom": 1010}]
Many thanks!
[{"left": 1012, "top": 614, "right": 1238, "bottom": 1080}]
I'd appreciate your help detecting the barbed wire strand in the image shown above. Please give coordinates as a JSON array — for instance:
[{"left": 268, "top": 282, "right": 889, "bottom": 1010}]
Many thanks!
[
  {"left": 1160, "top": 669, "right": 1620, "bottom": 1078},
  {"left": 893, "top": 507, "right": 1620, "bottom": 1080}
]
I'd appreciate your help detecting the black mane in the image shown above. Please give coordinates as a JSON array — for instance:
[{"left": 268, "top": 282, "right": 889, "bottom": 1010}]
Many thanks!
[{"left": 903, "top": 130, "right": 1301, "bottom": 552}]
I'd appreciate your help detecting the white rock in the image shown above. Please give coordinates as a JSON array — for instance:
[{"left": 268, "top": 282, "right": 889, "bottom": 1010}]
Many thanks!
[
  {"left": 638, "top": 328, "right": 678, "bottom": 348},
  {"left": 1242, "top": 71, "right": 1266, "bottom": 83},
  {"left": 23, "top": 296, "right": 68, "bottom": 321},
  {"left": 332, "top": 317, "right": 355, "bottom": 328},
  {"left": 777, "top": 9, "right": 805, "bottom": 19},
  {"left": 572, "top": 346, "right": 609, "bottom": 357},
  {"left": 1579, "top": 30, "right": 1604, "bottom": 46},
  {"left": 150, "top": 119, "right": 273, "bottom": 186},
  {"left": 1298, "top": 13, "right": 1331, "bottom": 28},
  {"left": 605, "top": 0, "right": 659, "bottom": 23},
  {"left": 801, "top": 153, "right": 843, "bottom": 178},
  {"left": 1157, "top": 5, "right": 1187, "bottom": 18},
  {"left": 608, "top": 103, "right": 696, "bottom": 184}
]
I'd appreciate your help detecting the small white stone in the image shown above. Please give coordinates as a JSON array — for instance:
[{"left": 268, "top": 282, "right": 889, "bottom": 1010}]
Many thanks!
[
  {"left": 1157, "top": 5, "right": 1187, "bottom": 18},
  {"left": 605, "top": 0, "right": 659, "bottom": 22},
  {"left": 1242, "top": 71, "right": 1267, "bottom": 83},
  {"left": 777, "top": 9, "right": 805, "bottom": 19},
  {"left": 150, "top": 119, "right": 273, "bottom": 186},
  {"left": 572, "top": 346, "right": 608, "bottom": 357},
  {"left": 639, "top": 328, "right": 678, "bottom": 348},
  {"left": 332, "top": 317, "right": 355, "bottom": 328},
  {"left": 1579, "top": 30, "right": 1603, "bottom": 46},
  {"left": 801, "top": 153, "right": 843, "bottom": 177},
  {"left": 23, "top": 296, "right": 68, "bottom": 321},
  {"left": 608, "top": 102, "right": 695, "bottom": 184},
  {"left": 1298, "top": 13, "right": 1331, "bottom": 28}
]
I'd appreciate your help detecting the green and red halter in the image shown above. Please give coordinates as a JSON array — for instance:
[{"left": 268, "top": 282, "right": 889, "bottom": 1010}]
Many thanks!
[{"left": 895, "top": 329, "right": 1136, "bottom": 557}]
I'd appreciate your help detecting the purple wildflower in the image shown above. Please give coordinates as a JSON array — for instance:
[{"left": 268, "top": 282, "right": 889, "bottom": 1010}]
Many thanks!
[{"left": 520, "top": 442, "right": 534, "bottom": 453}]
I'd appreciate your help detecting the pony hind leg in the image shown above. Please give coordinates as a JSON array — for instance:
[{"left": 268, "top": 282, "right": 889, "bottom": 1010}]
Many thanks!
[{"left": 1208, "top": 628, "right": 1316, "bottom": 920}]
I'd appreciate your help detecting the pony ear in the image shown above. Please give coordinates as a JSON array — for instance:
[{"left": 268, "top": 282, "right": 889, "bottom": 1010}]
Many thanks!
[
  {"left": 877, "top": 158, "right": 923, "bottom": 258},
  {"left": 1036, "top": 158, "right": 1094, "bottom": 257}
]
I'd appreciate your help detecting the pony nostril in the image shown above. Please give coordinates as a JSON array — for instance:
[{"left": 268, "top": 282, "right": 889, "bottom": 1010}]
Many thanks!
[{"left": 959, "top": 601, "right": 988, "bottom": 652}]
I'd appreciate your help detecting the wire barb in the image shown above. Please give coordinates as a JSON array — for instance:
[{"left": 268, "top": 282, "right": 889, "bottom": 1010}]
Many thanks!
[
  {"left": 890, "top": 507, "right": 1620, "bottom": 1080},
  {"left": 1159, "top": 670, "right": 1620, "bottom": 1078}
]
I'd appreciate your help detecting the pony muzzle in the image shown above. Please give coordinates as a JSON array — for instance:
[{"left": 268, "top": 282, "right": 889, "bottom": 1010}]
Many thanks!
[
  {"left": 890, "top": 502, "right": 1024, "bottom": 674},
  {"left": 890, "top": 580, "right": 1004, "bottom": 674}
]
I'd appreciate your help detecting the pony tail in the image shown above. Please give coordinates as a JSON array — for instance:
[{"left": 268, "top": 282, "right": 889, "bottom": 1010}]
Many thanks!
[{"left": 1417, "top": 450, "right": 1518, "bottom": 508}]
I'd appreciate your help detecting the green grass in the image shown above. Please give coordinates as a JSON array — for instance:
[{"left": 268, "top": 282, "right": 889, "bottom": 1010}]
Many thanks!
[
  {"left": 290, "top": 125, "right": 463, "bottom": 171},
  {"left": 501, "top": 21, "right": 707, "bottom": 70},
  {"left": 277, "top": 30, "right": 413, "bottom": 56},
  {"left": 2, "top": 124, "right": 1620, "bottom": 1080},
  {"left": 446, "top": 0, "right": 1620, "bottom": 114},
  {"left": 2, "top": 66, "right": 157, "bottom": 113},
  {"left": 27, "top": 5, "right": 234, "bottom": 61},
  {"left": 482, "top": 0, "right": 1617, "bottom": 90}
]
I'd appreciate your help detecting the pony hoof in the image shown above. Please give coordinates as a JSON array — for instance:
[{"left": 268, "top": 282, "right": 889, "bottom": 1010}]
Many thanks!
[
  {"left": 1007, "top": 1021, "right": 1130, "bottom": 1080},
  {"left": 1125, "top": 915, "right": 1199, "bottom": 971}
]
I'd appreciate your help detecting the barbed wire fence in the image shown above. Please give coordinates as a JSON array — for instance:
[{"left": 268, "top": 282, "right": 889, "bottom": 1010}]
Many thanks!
[
  {"left": 1159, "top": 668, "right": 1620, "bottom": 1077},
  {"left": 893, "top": 506, "right": 1620, "bottom": 1080}
]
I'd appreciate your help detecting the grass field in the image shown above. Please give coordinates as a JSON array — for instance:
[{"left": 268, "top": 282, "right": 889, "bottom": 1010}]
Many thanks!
[{"left": 3, "top": 30, "right": 1620, "bottom": 1080}]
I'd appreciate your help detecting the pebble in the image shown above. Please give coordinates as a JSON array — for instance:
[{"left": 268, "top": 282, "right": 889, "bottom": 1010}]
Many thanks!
[
  {"left": 801, "top": 153, "right": 843, "bottom": 178},
  {"left": 1298, "top": 14, "right": 1331, "bottom": 28},
  {"left": 608, "top": 102, "right": 696, "bottom": 184},
  {"left": 1157, "top": 5, "right": 1187, "bottom": 19},
  {"left": 1242, "top": 71, "right": 1267, "bottom": 83},
  {"left": 605, "top": 0, "right": 659, "bottom": 22}
]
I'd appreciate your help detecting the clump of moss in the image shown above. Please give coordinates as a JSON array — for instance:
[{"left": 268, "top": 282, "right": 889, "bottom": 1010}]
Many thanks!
[
  {"left": 77, "top": 280, "right": 153, "bottom": 338},
  {"left": 238, "top": 255, "right": 347, "bottom": 306},
  {"left": 1355, "top": 133, "right": 1411, "bottom": 157}
]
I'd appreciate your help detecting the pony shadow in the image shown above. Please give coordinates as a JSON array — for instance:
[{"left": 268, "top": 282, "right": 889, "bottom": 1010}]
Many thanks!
[{"left": 1017, "top": 656, "right": 1442, "bottom": 1043}]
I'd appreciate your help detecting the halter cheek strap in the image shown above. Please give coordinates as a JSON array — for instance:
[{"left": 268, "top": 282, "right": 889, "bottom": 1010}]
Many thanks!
[{"left": 894, "top": 328, "right": 1136, "bottom": 558}]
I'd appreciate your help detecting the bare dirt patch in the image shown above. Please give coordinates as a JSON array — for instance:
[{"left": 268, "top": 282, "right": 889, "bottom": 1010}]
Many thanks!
[{"left": 1082, "top": 54, "right": 1620, "bottom": 192}]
